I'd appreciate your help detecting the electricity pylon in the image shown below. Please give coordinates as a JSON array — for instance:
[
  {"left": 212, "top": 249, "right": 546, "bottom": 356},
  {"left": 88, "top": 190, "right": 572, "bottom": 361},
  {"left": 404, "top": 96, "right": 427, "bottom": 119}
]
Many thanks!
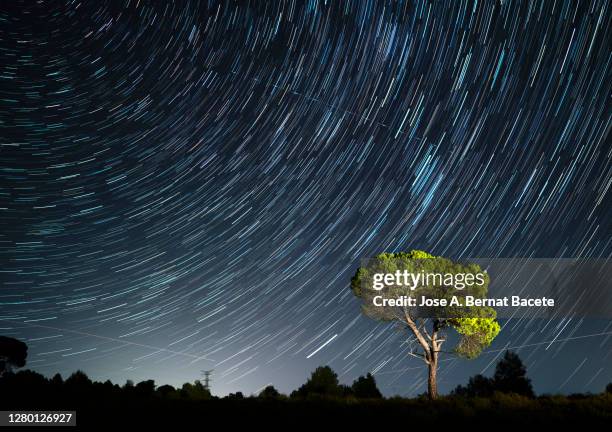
[{"left": 201, "top": 369, "right": 213, "bottom": 391}]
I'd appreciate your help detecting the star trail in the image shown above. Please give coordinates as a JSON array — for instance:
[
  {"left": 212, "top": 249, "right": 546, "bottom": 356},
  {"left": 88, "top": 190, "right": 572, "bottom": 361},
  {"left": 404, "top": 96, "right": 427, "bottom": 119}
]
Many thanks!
[{"left": 0, "top": 0, "right": 611, "bottom": 396}]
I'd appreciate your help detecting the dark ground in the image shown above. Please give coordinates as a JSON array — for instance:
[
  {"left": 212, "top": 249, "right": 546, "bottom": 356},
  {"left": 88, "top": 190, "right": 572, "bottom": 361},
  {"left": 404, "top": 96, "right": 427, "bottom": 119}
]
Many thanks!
[{"left": 2, "top": 386, "right": 611, "bottom": 427}]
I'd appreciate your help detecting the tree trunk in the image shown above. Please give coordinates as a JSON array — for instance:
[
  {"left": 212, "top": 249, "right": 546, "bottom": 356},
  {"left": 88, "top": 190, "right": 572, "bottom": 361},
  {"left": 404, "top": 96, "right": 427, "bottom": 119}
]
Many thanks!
[{"left": 428, "top": 358, "right": 438, "bottom": 399}]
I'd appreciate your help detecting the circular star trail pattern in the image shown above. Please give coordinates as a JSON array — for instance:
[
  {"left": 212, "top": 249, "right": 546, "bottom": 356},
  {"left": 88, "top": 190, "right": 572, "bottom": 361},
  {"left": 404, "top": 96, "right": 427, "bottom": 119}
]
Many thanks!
[{"left": 1, "top": 0, "right": 611, "bottom": 395}]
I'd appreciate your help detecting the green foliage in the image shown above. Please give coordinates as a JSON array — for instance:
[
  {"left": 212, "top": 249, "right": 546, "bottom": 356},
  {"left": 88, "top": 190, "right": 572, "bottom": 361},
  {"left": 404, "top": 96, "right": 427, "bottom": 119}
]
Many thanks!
[
  {"left": 350, "top": 250, "right": 435, "bottom": 299},
  {"left": 350, "top": 249, "right": 500, "bottom": 358},
  {"left": 451, "top": 317, "right": 500, "bottom": 358}
]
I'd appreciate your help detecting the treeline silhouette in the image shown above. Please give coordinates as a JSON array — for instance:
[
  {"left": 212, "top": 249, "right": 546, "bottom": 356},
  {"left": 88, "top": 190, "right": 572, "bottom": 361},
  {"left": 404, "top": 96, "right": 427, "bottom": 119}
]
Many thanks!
[{"left": 1, "top": 336, "right": 611, "bottom": 426}]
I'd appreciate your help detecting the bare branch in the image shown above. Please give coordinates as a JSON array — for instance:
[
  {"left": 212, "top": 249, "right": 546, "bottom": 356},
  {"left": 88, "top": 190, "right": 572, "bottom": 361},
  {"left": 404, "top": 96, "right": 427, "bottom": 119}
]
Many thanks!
[
  {"left": 407, "top": 351, "right": 427, "bottom": 362},
  {"left": 433, "top": 350, "right": 456, "bottom": 355},
  {"left": 402, "top": 306, "right": 432, "bottom": 358},
  {"left": 417, "top": 318, "right": 432, "bottom": 341}
]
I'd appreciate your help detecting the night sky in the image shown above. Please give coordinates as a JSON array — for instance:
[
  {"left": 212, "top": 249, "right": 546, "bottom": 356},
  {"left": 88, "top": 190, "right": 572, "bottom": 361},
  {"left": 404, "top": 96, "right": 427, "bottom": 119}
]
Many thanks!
[{"left": 1, "top": 0, "right": 611, "bottom": 396}]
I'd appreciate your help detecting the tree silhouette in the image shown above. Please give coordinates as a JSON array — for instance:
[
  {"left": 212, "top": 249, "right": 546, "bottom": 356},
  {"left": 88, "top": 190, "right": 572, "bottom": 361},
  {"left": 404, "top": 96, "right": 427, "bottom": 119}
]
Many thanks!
[
  {"left": 226, "top": 391, "right": 244, "bottom": 400},
  {"left": 0, "top": 364, "right": 609, "bottom": 424},
  {"left": 157, "top": 384, "right": 176, "bottom": 398},
  {"left": 180, "top": 380, "right": 211, "bottom": 400},
  {"left": 0, "top": 336, "right": 28, "bottom": 376},
  {"left": 135, "top": 379, "right": 156, "bottom": 397},
  {"left": 452, "top": 374, "right": 494, "bottom": 397},
  {"left": 492, "top": 351, "right": 534, "bottom": 397},
  {"left": 50, "top": 373, "right": 63, "bottom": 388},
  {"left": 291, "top": 366, "right": 342, "bottom": 398},
  {"left": 65, "top": 370, "right": 92, "bottom": 394},
  {"left": 351, "top": 373, "right": 382, "bottom": 398},
  {"left": 259, "top": 385, "right": 281, "bottom": 399},
  {"left": 453, "top": 351, "right": 534, "bottom": 397}
]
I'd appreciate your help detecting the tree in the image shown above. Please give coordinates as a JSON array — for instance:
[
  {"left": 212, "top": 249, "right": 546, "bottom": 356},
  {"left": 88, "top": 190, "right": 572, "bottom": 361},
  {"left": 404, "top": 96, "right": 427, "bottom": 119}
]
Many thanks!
[
  {"left": 259, "top": 385, "right": 281, "bottom": 399},
  {"left": 292, "top": 366, "right": 342, "bottom": 398},
  {"left": 351, "top": 373, "right": 382, "bottom": 398},
  {"left": 452, "top": 374, "right": 494, "bottom": 397},
  {"left": 453, "top": 351, "right": 534, "bottom": 397},
  {"left": 135, "top": 379, "right": 156, "bottom": 397},
  {"left": 157, "top": 384, "right": 176, "bottom": 398},
  {"left": 180, "top": 380, "right": 211, "bottom": 400},
  {"left": 226, "top": 391, "right": 244, "bottom": 400},
  {"left": 64, "top": 370, "right": 92, "bottom": 395},
  {"left": 50, "top": 373, "right": 63, "bottom": 388},
  {"left": 493, "top": 351, "right": 534, "bottom": 397},
  {"left": 0, "top": 336, "right": 28, "bottom": 376},
  {"left": 351, "top": 250, "right": 500, "bottom": 399},
  {"left": 339, "top": 384, "right": 354, "bottom": 397},
  {"left": 606, "top": 383, "right": 612, "bottom": 394}
]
